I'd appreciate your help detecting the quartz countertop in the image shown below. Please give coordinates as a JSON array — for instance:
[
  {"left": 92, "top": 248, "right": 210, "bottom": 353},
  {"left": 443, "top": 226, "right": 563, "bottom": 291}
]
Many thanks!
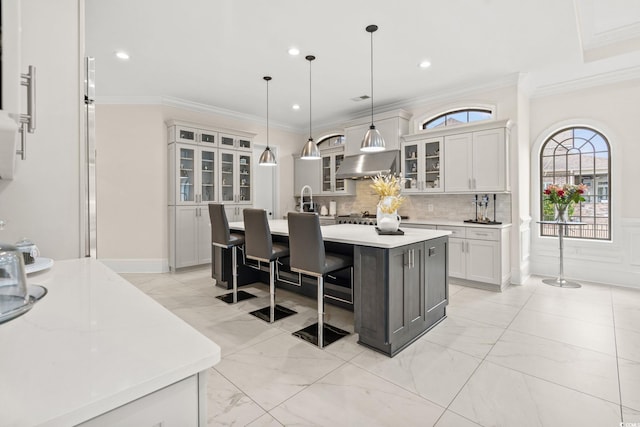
[
  {"left": 403, "top": 218, "right": 512, "bottom": 229},
  {"left": 0, "top": 258, "right": 220, "bottom": 427},
  {"left": 229, "top": 219, "right": 450, "bottom": 249}
]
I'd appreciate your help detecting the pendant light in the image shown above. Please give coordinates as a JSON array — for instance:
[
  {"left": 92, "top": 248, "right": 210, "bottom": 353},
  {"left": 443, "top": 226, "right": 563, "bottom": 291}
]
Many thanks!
[
  {"left": 259, "top": 76, "right": 277, "bottom": 166},
  {"left": 300, "top": 55, "right": 321, "bottom": 160},
  {"left": 361, "top": 24, "right": 385, "bottom": 152}
]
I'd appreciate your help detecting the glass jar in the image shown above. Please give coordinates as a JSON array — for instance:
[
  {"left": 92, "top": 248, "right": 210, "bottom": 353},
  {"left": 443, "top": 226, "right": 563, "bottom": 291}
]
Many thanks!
[{"left": 15, "top": 238, "right": 39, "bottom": 265}]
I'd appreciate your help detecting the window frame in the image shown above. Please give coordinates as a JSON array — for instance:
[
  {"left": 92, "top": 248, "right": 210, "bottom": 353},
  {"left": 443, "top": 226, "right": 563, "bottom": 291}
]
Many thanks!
[
  {"left": 421, "top": 108, "right": 493, "bottom": 130},
  {"left": 539, "top": 126, "right": 611, "bottom": 241}
]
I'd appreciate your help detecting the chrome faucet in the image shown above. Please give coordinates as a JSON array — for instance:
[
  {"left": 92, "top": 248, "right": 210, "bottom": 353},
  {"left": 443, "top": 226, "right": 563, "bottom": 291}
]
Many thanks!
[{"left": 300, "top": 185, "right": 313, "bottom": 213}]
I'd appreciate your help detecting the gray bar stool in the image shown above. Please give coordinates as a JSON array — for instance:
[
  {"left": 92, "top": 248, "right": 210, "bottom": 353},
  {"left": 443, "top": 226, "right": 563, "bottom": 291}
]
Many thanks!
[
  {"left": 287, "top": 212, "right": 351, "bottom": 349},
  {"left": 243, "top": 208, "right": 297, "bottom": 323},
  {"left": 209, "top": 203, "right": 256, "bottom": 304}
]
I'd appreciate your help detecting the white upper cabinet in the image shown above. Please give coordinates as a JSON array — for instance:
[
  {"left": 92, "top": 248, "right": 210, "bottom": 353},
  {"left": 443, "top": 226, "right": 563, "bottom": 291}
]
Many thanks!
[
  {"left": 293, "top": 154, "right": 321, "bottom": 196},
  {"left": 401, "top": 136, "right": 443, "bottom": 193},
  {"left": 343, "top": 110, "right": 411, "bottom": 156},
  {"left": 403, "top": 119, "right": 510, "bottom": 194},
  {"left": 219, "top": 133, "right": 252, "bottom": 151},
  {"left": 320, "top": 146, "right": 355, "bottom": 195}
]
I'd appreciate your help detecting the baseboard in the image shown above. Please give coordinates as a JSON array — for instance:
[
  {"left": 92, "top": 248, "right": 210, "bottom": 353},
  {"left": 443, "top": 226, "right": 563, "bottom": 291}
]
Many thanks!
[{"left": 99, "top": 258, "right": 170, "bottom": 274}]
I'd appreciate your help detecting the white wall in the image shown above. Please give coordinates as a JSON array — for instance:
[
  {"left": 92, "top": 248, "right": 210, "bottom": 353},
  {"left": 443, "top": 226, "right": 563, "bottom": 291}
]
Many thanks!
[
  {"left": 0, "top": 0, "right": 82, "bottom": 260},
  {"left": 529, "top": 78, "right": 640, "bottom": 288},
  {"left": 95, "top": 104, "right": 303, "bottom": 269}
]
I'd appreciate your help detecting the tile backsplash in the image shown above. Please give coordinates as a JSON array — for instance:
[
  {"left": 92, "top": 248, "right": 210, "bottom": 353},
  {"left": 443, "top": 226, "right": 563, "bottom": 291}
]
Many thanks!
[{"left": 313, "top": 180, "right": 512, "bottom": 223}]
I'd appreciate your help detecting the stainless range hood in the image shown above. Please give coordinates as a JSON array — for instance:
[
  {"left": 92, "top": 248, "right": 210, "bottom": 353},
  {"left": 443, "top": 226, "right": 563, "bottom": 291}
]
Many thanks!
[{"left": 335, "top": 150, "right": 399, "bottom": 179}]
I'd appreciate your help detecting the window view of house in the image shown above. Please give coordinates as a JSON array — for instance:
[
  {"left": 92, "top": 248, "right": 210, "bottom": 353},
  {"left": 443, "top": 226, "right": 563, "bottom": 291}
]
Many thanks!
[
  {"left": 422, "top": 108, "right": 492, "bottom": 129},
  {"left": 540, "top": 127, "right": 611, "bottom": 240}
]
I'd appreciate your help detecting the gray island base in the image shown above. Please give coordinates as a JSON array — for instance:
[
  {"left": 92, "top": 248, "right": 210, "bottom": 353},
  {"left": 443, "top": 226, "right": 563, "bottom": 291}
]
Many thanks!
[{"left": 223, "top": 220, "right": 450, "bottom": 357}]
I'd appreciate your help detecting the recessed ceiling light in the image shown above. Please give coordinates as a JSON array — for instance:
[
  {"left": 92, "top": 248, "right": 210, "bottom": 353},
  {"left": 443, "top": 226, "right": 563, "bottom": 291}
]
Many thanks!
[
  {"left": 115, "top": 51, "right": 130, "bottom": 60},
  {"left": 292, "top": 104, "right": 300, "bottom": 110},
  {"left": 288, "top": 47, "right": 300, "bottom": 56},
  {"left": 419, "top": 60, "right": 431, "bottom": 69}
]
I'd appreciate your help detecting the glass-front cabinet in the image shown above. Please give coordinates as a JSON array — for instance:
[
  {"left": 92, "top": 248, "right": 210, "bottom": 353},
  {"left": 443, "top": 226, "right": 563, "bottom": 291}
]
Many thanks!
[
  {"left": 401, "top": 136, "right": 443, "bottom": 193},
  {"left": 320, "top": 147, "right": 354, "bottom": 195},
  {"left": 219, "top": 149, "right": 252, "bottom": 204},
  {"left": 171, "top": 144, "right": 217, "bottom": 205},
  {"left": 219, "top": 133, "right": 252, "bottom": 152}
]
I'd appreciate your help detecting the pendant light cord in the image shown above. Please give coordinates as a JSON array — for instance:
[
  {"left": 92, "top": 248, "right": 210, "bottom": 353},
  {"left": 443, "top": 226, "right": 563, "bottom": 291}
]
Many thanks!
[
  {"left": 309, "top": 57, "right": 313, "bottom": 139},
  {"left": 266, "top": 78, "right": 270, "bottom": 148},
  {"left": 370, "top": 29, "right": 374, "bottom": 127}
]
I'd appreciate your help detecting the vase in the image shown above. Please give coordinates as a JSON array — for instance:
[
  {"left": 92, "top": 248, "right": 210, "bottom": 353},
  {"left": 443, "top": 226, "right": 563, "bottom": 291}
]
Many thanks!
[
  {"left": 377, "top": 196, "right": 401, "bottom": 232},
  {"left": 554, "top": 204, "right": 569, "bottom": 222}
]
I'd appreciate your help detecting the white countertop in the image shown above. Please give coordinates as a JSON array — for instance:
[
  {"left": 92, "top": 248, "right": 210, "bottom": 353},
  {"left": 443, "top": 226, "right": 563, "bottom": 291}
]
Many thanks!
[
  {"left": 229, "top": 219, "right": 450, "bottom": 248},
  {"left": 0, "top": 258, "right": 220, "bottom": 427},
  {"left": 403, "top": 218, "right": 512, "bottom": 229}
]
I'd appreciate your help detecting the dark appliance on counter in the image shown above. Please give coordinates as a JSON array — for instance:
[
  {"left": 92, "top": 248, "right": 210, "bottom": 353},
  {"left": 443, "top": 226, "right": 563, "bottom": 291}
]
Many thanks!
[{"left": 464, "top": 194, "right": 502, "bottom": 225}]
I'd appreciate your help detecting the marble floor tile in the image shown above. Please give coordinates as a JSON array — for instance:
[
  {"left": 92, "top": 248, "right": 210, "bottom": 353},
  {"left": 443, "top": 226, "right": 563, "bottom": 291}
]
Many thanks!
[
  {"left": 508, "top": 308, "right": 616, "bottom": 356},
  {"left": 453, "top": 285, "right": 534, "bottom": 308},
  {"left": 486, "top": 329, "right": 620, "bottom": 404},
  {"left": 623, "top": 406, "right": 640, "bottom": 424},
  {"left": 434, "top": 410, "right": 483, "bottom": 427},
  {"left": 618, "top": 358, "right": 640, "bottom": 412},
  {"left": 449, "top": 361, "right": 621, "bottom": 427},
  {"left": 269, "top": 363, "right": 445, "bottom": 427},
  {"left": 523, "top": 292, "right": 614, "bottom": 327},
  {"left": 611, "top": 286, "right": 640, "bottom": 308},
  {"left": 423, "top": 315, "right": 506, "bottom": 358},
  {"left": 447, "top": 295, "right": 522, "bottom": 328},
  {"left": 448, "top": 283, "right": 466, "bottom": 296},
  {"left": 351, "top": 338, "right": 481, "bottom": 407},
  {"left": 616, "top": 327, "right": 640, "bottom": 363},
  {"left": 533, "top": 278, "right": 613, "bottom": 305},
  {"left": 246, "top": 413, "right": 284, "bottom": 427},
  {"left": 614, "top": 303, "right": 640, "bottom": 334},
  {"left": 206, "top": 368, "right": 267, "bottom": 426},
  {"left": 215, "top": 333, "right": 345, "bottom": 411},
  {"left": 201, "top": 312, "right": 285, "bottom": 357}
]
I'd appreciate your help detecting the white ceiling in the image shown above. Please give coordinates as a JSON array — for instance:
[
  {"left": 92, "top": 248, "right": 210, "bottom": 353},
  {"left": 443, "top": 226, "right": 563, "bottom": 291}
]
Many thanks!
[{"left": 85, "top": 0, "right": 640, "bottom": 132}]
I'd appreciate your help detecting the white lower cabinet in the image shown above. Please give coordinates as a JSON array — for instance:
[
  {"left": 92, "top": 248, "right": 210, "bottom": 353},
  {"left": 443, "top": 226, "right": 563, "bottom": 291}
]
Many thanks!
[
  {"left": 169, "top": 206, "right": 211, "bottom": 269},
  {"left": 78, "top": 374, "right": 201, "bottom": 427},
  {"left": 224, "top": 204, "right": 252, "bottom": 222}
]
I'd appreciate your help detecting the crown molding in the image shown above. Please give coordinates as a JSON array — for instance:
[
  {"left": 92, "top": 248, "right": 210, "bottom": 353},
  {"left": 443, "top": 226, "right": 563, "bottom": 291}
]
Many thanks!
[
  {"left": 94, "top": 95, "right": 301, "bottom": 133},
  {"left": 531, "top": 65, "right": 640, "bottom": 98}
]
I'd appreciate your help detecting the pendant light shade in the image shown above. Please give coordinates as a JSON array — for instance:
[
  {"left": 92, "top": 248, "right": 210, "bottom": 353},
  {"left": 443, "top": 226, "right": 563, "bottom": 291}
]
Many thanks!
[
  {"left": 361, "top": 24, "right": 385, "bottom": 152},
  {"left": 300, "top": 55, "right": 320, "bottom": 160},
  {"left": 259, "top": 76, "right": 277, "bottom": 166}
]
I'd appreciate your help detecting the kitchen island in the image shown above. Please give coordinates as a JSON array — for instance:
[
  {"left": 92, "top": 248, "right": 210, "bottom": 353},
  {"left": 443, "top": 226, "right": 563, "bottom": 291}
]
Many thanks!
[
  {"left": 227, "top": 220, "right": 451, "bottom": 356},
  {"left": 0, "top": 258, "right": 220, "bottom": 427}
]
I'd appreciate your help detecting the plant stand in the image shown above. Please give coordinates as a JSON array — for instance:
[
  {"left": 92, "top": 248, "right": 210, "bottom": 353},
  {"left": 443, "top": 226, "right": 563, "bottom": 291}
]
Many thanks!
[{"left": 538, "top": 220, "right": 586, "bottom": 288}]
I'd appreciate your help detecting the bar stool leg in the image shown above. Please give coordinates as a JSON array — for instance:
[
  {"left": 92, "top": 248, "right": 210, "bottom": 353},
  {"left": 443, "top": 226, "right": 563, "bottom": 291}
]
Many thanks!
[
  {"left": 232, "top": 246, "right": 238, "bottom": 304},
  {"left": 269, "top": 260, "right": 276, "bottom": 323},
  {"left": 317, "top": 276, "right": 324, "bottom": 349}
]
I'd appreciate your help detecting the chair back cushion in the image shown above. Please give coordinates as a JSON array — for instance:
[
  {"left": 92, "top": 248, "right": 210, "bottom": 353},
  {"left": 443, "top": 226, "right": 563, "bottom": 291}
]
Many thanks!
[
  {"left": 243, "top": 208, "right": 273, "bottom": 261},
  {"left": 208, "top": 203, "right": 231, "bottom": 246},
  {"left": 287, "top": 212, "right": 325, "bottom": 275}
]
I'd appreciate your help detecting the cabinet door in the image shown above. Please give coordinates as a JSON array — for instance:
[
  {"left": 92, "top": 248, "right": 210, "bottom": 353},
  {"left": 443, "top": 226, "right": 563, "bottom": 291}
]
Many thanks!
[
  {"left": 197, "top": 207, "right": 212, "bottom": 264},
  {"left": 199, "top": 130, "right": 218, "bottom": 147},
  {"left": 236, "top": 137, "right": 252, "bottom": 151},
  {"left": 199, "top": 148, "right": 216, "bottom": 203},
  {"left": 447, "top": 237, "right": 466, "bottom": 279},
  {"left": 219, "top": 134, "right": 236, "bottom": 149},
  {"left": 176, "top": 206, "right": 198, "bottom": 268},
  {"left": 425, "top": 238, "right": 448, "bottom": 321},
  {"left": 402, "top": 141, "right": 420, "bottom": 192},
  {"left": 472, "top": 128, "right": 507, "bottom": 192},
  {"left": 466, "top": 238, "right": 501, "bottom": 284},
  {"left": 177, "top": 145, "right": 197, "bottom": 204},
  {"left": 321, "top": 155, "right": 333, "bottom": 193},
  {"left": 334, "top": 153, "right": 346, "bottom": 192},
  {"left": 219, "top": 150, "right": 236, "bottom": 203},
  {"left": 444, "top": 133, "right": 472, "bottom": 192},
  {"left": 344, "top": 123, "right": 369, "bottom": 156},
  {"left": 422, "top": 138, "right": 443, "bottom": 192},
  {"left": 238, "top": 153, "right": 252, "bottom": 204},
  {"left": 175, "top": 126, "right": 198, "bottom": 144},
  {"left": 388, "top": 243, "right": 425, "bottom": 347}
]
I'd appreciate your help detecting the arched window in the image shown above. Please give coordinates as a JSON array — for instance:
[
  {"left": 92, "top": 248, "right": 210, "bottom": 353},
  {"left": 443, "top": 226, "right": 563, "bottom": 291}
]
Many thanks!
[
  {"left": 422, "top": 108, "right": 492, "bottom": 129},
  {"left": 317, "top": 134, "right": 344, "bottom": 149},
  {"left": 540, "top": 127, "right": 611, "bottom": 240}
]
